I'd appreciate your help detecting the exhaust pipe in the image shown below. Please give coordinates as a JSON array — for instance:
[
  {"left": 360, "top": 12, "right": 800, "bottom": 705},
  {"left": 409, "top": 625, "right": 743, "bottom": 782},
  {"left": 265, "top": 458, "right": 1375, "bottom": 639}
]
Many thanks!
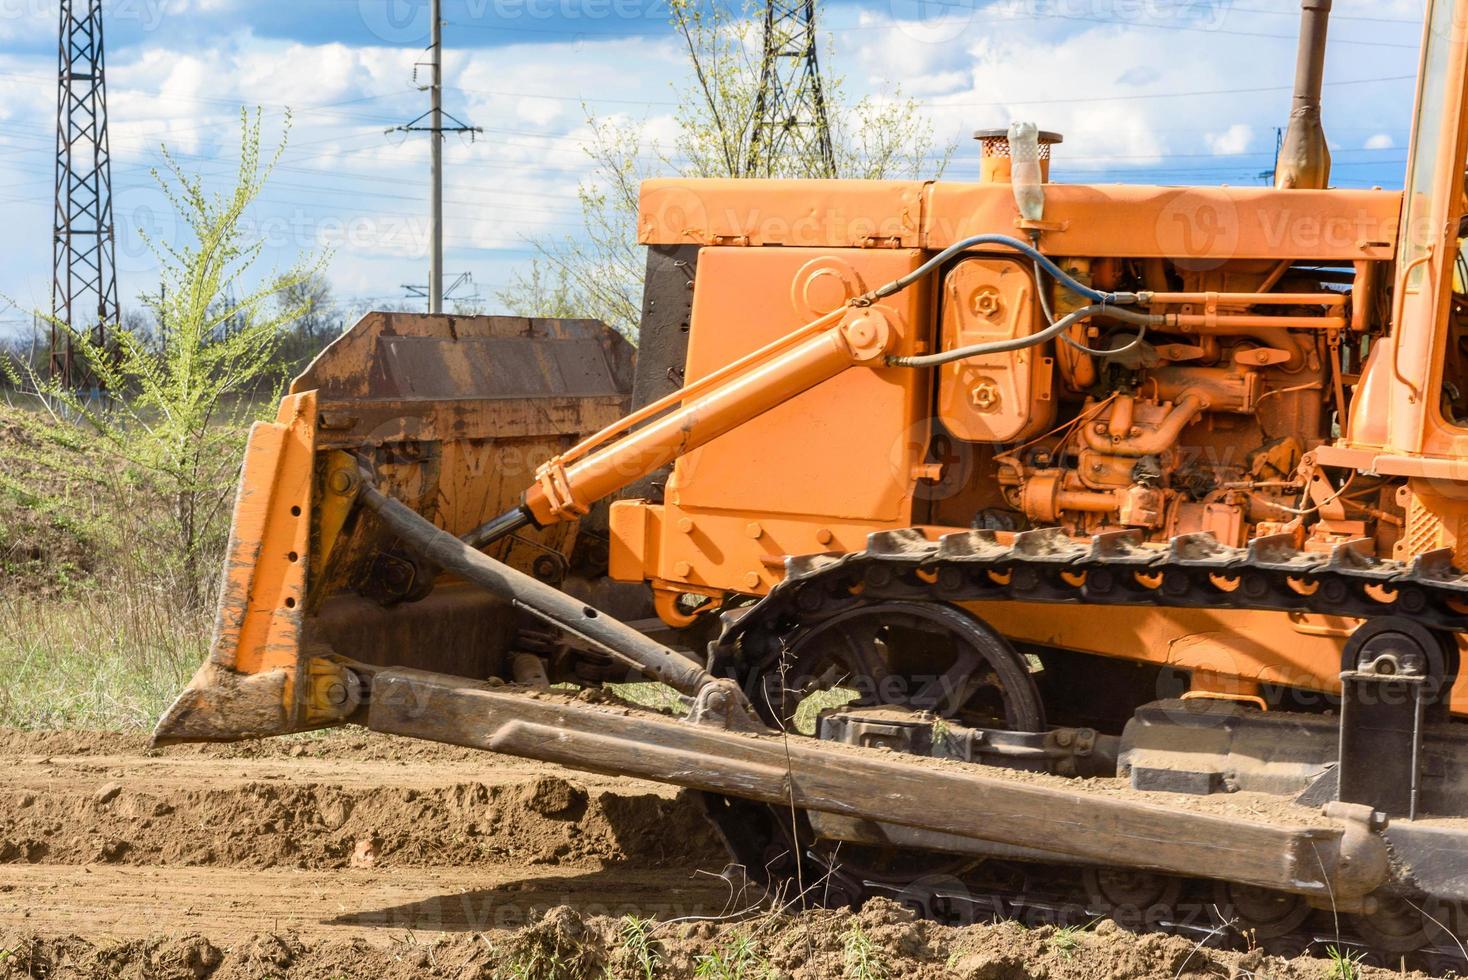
[{"left": 1275, "top": 0, "right": 1332, "bottom": 189}]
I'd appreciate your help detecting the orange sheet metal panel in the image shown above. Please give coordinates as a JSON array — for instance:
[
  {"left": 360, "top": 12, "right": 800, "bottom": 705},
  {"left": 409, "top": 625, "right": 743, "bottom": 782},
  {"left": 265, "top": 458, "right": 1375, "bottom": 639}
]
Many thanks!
[
  {"left": 651, "top": 246, "right": 931, "bottom": 594},
  {"left": 639, "top": 178, "right": 925, "bottom": 248},
  {"left": 216, "top": 392, "right": 316, "bottom": 677},
  {"left": 980, "top": 601, "right": 1468, "bottom": 716},
  {"left": 640, "top": 178, "right": 1401, "bottom": 261},
  {"left": 937, "top": 256, "right": 1056, "bottom": 442},
  {"left": 925, "top": 183, "right": 1401, "bottom": 261}
]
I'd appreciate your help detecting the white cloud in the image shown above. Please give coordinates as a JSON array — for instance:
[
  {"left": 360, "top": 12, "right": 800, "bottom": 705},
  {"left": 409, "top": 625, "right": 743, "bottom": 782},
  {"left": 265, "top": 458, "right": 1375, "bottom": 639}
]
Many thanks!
[
  {"left": 1364, "top": 132, "right": 1395, "bottom": 150},
  {"left": 0, "top": 26, "right": 691, "bottom": 318},
  {"left": 841, "top": 1, "right": 1420, "bottom": 183},
  {"left": 1205, "top": 123, "right": 1253, "bottom": 157},
  {"left": 0, "top": 0, "right": 1429, "bottom": 326}
]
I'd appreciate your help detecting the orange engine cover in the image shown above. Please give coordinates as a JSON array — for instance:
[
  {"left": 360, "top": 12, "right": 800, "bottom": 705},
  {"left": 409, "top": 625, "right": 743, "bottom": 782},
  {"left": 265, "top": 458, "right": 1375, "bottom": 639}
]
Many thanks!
[{"left": 936, "top": 256, "right": 1056, "bottom": 443}]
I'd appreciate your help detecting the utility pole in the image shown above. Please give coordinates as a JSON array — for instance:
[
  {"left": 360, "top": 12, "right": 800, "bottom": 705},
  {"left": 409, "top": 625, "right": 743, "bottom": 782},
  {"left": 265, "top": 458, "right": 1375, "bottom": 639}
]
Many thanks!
[
  {"left": 51, "top": 0, "right": 118, "bottom": 389},
  {"left": 429, "top": 6, "right": 442, "bottom": 314},
  {"left": 389, "top": 0, "right": 479, "bottom": 315},
  {"left": 746, "top": 0, "right": 835, "bottom": 179}
]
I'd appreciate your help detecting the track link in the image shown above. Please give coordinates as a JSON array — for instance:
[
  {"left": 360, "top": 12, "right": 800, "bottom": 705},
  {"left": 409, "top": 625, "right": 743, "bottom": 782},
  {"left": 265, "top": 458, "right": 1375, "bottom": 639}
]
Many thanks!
[
  {"left": 705, "top": 526, "right": 1468, "bottom": 970},
  {"left": 716, "top": 527, "right": 1467, "bottom": 661}
]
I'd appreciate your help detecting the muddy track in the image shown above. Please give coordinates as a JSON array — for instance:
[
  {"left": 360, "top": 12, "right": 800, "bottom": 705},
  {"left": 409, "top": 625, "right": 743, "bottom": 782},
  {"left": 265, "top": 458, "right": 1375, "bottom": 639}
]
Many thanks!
[{"left": 0, "top": 731, "right": 1440, "bottom": 978}]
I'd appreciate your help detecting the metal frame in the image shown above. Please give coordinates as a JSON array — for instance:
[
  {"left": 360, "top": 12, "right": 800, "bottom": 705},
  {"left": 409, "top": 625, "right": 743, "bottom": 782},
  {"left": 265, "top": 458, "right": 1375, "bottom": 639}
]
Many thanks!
[
  {"left": 51, "top": 0, "right": 118, "bottom": 390},
  {"left": 746, "top": 0, "right": 836, "bottom": 179}
]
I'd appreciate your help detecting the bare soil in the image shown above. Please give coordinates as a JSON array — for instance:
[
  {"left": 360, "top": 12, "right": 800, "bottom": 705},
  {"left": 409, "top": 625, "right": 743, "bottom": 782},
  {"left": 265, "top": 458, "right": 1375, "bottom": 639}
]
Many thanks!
[{"left": 0, "top": 731, "right": 1434, "bottom": 978}]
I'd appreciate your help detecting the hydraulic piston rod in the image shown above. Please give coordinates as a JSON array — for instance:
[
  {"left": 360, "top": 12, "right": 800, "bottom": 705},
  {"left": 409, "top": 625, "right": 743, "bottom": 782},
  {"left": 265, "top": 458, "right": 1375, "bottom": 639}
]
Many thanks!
[{"left": 462, "top": 304, "right": 899, "bottom": 545}]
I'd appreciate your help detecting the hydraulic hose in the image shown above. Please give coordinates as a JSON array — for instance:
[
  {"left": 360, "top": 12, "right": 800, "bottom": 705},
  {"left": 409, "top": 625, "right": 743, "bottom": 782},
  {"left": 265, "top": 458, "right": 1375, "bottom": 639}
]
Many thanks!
[
  {"left": 887, "top": 304, "right": 1163, "bottom": 369},
  {"left": 1035, "top": 259, "right": 1150, "bottom": 359},
  {"left": 461, "top": 233, "right": 1155, "bottom": 547},
  {"left": 858, "top": 233, "right": 1146, "bottom": 308}
]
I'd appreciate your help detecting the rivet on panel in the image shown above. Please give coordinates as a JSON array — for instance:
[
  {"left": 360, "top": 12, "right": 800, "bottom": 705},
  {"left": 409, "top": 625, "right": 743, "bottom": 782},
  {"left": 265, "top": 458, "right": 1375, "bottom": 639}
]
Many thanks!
[
  {"left": 677, "top": 517, "right": 695, "bottom": 534},
  {"left": 746, "top": 522, "right": 763, "bottom": 539},
  {"left": 816, "top": 529, "right": 833, "bottom": 545},
  {"left": 673, "top": 561, "right": 693, "bottom": 578},
  {"left": 744, "top": 571, "right": 761, "bottom": 589}
]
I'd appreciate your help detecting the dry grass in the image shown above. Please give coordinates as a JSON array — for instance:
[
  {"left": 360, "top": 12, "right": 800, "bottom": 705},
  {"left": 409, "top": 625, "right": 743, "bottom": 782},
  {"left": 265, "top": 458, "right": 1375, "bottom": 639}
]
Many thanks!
[
  {"left": 0, "top": 406, "right": 224, "bottom": 730},
  {"left": 0, "top": 591, "right": 209, "bottom": 729}
]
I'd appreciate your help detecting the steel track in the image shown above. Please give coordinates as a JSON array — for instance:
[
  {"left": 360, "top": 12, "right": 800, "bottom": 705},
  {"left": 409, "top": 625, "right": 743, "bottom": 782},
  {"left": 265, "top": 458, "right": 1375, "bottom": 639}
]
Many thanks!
[
  {"left": 703, "top": 525, "right": 1468, "bottom": 969},
  {"left": 717, "top": 528, "right": 1468, "bottom": 652}
]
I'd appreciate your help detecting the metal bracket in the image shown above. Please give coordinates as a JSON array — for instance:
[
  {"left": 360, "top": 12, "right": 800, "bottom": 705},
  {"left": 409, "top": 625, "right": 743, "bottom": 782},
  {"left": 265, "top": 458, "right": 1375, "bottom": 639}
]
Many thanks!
[{"left": 1337, "top": 618, "right": 1450, "bottom": 818}]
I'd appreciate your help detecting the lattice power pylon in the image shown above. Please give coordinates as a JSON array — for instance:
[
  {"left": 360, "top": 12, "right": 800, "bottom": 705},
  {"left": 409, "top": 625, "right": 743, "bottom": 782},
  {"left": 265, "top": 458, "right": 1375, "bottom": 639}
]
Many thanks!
[
  {"left": 745, "top": 0, "right": 836, "bottom": 179},
  {"left": 51, "top": 0, "right": 118, "bottom": 388}
]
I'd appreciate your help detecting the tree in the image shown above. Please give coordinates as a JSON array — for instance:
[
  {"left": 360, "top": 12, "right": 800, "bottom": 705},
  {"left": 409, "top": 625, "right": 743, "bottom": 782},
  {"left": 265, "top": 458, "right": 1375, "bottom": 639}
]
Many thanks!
[
  {"left": 274, "top": 271, "right": 336, "bottom": 345},
  {"left": 498, "top": 0, "right": 953, "bottom": 337},
  {"left": 7, "top": 108, "right": 326, "bottom": 610},
  {"left": 273, "top": 270, "right": 339, "bottom": 369}
]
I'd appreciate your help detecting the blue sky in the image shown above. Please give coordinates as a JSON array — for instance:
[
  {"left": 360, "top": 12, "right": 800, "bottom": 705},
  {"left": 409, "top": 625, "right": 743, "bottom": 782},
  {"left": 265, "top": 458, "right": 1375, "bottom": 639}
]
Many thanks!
[{"left": 0, "top": 0, "right": 1429, "bottom": 335}]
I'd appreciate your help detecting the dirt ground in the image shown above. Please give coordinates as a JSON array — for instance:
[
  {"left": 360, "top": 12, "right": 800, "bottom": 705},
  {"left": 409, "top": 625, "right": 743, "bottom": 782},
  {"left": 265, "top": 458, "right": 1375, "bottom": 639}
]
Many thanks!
[{"left": 0, "top": 730, "right": 1436, "bottom": 979}]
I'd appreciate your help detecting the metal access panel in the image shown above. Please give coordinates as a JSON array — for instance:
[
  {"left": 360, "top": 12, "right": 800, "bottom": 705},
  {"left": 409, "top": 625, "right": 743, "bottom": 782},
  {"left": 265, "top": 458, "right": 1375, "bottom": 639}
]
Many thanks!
[
  {"left": 936, "top": 256, "right": 1055, "bottom": 443},
  {"left": 642, "top": 246, "right": 932, "bottom": 595},
  {"left": 671, "top": 246, "right": 930, "bottom": 522}
]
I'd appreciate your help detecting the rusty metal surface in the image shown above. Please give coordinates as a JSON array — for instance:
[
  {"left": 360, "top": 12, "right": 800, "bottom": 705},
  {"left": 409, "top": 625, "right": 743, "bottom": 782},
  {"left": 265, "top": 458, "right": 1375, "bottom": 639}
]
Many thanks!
[
  {"left": 623, "top": 244, "right": 699, "bottom": 504},
  {"left": 363, "top": 336, "right": 623, "bottom": 401},
  {"left": 155, "top": 313, "right": 638, "bottom": 745},
  {"left": 294, "top": 313, "right": 634, "bottom": 401},
  {"left": 305, "top": 585, "right": 518, "bottom": 680},
  {"left": 637, "top": 178, "right": 1400, "bottom": 261}
]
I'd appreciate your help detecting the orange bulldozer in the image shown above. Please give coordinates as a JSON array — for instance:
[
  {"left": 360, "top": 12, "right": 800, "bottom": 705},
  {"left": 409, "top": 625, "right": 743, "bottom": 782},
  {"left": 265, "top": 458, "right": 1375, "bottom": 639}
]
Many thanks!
[{"left": 158, "top": 0, "right": 1468, "bottom": 964}]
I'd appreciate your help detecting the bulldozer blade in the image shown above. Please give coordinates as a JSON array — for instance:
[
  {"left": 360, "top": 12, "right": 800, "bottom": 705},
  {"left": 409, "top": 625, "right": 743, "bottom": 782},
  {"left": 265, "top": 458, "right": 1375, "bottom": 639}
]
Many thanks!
[
  {"left": 153, "top": 313, "right": 634, "bottom": 745},
  {"left": 367, "top": 666, "right": 1399, "bottom": 903}
]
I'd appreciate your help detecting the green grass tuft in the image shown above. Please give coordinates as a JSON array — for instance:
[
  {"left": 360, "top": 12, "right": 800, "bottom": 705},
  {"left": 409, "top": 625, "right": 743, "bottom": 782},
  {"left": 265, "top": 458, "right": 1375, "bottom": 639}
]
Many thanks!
[
  {"left": 693, "top": 932, "right": 775, "bottom": 980},
  {"left": 1325, "top": 944, "right": 1366, "bottom": 980},
  {"left": 619, "top": 915, "right": 661, "bottom": 980},
  {"left": 841, "top": 920, "right": 888, "bottom": 980}
]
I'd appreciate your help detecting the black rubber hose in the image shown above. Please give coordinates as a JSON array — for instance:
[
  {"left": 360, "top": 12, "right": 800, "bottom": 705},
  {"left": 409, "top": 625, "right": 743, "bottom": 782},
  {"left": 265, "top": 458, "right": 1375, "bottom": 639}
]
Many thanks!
[
  {"left": 887, "top": 304, "right": 1163, "bottom": 368},
  {"left": 1035, "top": 260, "right": 1149, "bottom": 358},
  {"left": 861, "top": 234, "right": 1146, "bottom": 307}
]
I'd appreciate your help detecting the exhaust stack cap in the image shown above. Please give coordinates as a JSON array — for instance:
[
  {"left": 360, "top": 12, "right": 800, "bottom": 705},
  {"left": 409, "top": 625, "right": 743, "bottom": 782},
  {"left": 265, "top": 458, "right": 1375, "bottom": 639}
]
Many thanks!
[{"left": 975, "top": 127, "right": 1062, "bottom": 184}]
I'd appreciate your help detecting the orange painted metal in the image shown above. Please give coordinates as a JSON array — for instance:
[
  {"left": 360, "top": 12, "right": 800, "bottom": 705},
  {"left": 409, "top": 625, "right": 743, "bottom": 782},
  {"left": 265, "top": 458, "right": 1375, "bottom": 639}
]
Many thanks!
[
  {"left": 937, "top": 257, "right": 1056, "bottom": 443},
  {"left": 223, "top": 392, "right": 317, "bottom": 677},
  {"left": 639, "top": 178, "right": 925, "bottom": 248},
  {"left": 638, "top": 179, "right": 1402, "bottom": 263},
  {"left": 611, "top": 247, "right": 931, "bottom": 597},
  {"left": 524, "top": 302, "right": 899, "bottom": 526},
  {"left": 151, "top": 392, "right": 319, "bottom": 743},
  {"left": 609, "top": 162, "right": 1455, "bottom": 710}
]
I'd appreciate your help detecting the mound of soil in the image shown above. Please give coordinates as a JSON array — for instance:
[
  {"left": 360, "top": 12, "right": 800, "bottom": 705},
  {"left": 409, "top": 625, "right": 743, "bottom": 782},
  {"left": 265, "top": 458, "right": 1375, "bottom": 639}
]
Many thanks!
[
  {"left": 0, "top": 899, "right": 1430, "bottom": 980},
  {"left": 0, "top": 730, "right": 722, "bottom": 870}
]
